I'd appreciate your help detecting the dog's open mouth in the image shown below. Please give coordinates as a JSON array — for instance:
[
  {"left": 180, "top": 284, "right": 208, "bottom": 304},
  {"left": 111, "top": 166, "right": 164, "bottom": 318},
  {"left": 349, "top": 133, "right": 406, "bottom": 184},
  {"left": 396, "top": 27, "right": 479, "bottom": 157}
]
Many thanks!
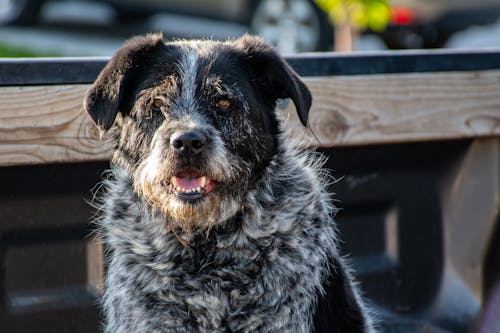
[{"left": 170, "top": 170, "right": 218, "bottom": 200}]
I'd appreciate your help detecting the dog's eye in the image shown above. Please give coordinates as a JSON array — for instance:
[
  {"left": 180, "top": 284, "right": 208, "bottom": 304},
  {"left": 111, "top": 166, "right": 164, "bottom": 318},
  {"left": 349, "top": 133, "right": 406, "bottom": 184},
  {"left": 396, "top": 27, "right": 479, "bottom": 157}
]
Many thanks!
[
  {"left": 152, "top": 98, "right": 164, "bottom": 110},
  {"left": 215, "top": 99, "right": 232, "bottom": 110}
]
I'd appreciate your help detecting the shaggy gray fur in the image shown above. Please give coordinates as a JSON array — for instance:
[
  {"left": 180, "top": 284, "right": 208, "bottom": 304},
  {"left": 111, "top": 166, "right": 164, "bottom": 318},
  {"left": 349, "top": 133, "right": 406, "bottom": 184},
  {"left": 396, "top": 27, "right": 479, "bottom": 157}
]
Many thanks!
[{"left": 85, "top": 34, "right": 375, "bottom": 333}]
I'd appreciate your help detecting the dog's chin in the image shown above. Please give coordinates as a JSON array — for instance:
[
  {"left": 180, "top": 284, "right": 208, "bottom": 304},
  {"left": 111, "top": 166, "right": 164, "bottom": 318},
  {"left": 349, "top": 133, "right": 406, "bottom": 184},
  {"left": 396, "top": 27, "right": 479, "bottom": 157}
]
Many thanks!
[
  {"left": 136, "top": 177, "right": 241, "bottom": 236},
  {"left": 166, "top": 191, "right": 241, "bottom": 236}
]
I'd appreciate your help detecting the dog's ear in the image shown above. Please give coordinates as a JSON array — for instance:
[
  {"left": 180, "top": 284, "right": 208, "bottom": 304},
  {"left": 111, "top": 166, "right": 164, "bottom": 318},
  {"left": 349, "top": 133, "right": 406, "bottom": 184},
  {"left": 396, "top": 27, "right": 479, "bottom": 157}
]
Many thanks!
[
  {"left": 235, "top": 35, "right": 312, "bottom": 127},
  {"left": 84, "top": 33, "right": 167, "bottom": 132}
]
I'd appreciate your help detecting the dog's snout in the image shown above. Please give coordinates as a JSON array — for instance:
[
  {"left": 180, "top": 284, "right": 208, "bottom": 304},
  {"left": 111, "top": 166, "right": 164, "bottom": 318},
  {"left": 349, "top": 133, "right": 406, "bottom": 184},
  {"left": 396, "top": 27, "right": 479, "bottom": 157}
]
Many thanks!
[{"left": 170, "top": 130, "right": 206, "bottom": 155}]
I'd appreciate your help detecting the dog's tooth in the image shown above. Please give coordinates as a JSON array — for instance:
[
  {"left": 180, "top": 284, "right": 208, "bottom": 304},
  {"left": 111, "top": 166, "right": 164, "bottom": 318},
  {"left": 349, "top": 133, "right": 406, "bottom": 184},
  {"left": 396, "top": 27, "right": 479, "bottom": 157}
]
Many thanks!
[{"left": 200, "top": 176, "right": 206, "bottom": 188}]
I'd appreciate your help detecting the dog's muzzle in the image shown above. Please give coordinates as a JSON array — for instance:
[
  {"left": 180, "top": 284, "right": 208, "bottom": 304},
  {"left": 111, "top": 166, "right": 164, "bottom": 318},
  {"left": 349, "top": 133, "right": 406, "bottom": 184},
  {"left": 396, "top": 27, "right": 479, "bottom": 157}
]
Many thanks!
[{"left": 168, "top": 130, "right": 219, "bottom": 201}]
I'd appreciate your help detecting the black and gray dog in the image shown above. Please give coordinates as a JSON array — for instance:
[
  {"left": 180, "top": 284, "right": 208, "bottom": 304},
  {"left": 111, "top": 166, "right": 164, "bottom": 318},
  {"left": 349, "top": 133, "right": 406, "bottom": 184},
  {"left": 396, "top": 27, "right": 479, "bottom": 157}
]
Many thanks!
[{"left": 85, "top": 33, "right": 375, "bottom": 333}]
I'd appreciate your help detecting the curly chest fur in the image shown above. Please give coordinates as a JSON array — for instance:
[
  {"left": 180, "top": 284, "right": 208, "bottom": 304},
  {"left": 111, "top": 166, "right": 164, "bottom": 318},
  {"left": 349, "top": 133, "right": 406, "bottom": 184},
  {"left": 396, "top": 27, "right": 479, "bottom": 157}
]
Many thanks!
[
  {"left": 105, "top": 174, "right": 331, "bottom": 332},
  {"left": 101, "top": 164, "right": 333, "bottom": 333}
]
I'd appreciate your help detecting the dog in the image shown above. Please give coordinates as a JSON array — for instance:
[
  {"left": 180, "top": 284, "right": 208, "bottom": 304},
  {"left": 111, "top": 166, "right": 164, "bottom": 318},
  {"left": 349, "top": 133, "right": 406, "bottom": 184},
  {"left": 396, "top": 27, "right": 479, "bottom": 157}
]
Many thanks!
[{"left": 84, "top": 33, "right": 375, "bottom": 333}]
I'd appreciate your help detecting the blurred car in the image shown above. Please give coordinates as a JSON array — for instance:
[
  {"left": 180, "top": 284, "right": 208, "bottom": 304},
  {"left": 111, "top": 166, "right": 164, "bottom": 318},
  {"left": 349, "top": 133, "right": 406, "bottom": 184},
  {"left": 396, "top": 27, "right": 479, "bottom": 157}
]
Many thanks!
[
  {"left": 0, "top": 0, "right": 334, "bottom": 53},
  {"left": 4, "top": 0, "right": 500, "bottom": 52},
  {"left": 383, "top": 0, "right": 500, "bottom": 49}
]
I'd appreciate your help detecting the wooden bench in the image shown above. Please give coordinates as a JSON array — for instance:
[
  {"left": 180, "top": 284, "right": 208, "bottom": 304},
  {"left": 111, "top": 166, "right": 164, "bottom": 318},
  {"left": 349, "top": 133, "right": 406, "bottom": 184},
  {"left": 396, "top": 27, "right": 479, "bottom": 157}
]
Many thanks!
[{"left": 0, "top": 50, "right": 499, "bottom": 332}]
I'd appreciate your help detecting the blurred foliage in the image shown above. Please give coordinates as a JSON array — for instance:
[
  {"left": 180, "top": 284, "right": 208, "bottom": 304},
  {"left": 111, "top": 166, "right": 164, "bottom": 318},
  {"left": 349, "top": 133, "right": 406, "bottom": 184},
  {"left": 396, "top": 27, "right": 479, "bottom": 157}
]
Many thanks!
[
  {"left": 315, "top": 0, "right": 390, "bottom": 31},
  {"left": 0, "top": 43, "right": 58, "bottom": 57}
]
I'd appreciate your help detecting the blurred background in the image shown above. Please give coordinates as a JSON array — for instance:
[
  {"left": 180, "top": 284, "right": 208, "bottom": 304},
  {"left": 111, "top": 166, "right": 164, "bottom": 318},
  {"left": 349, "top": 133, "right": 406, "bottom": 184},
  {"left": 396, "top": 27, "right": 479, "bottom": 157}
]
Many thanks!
[{"left": 1, "top": 0, "right": 500, "bottom": 57}]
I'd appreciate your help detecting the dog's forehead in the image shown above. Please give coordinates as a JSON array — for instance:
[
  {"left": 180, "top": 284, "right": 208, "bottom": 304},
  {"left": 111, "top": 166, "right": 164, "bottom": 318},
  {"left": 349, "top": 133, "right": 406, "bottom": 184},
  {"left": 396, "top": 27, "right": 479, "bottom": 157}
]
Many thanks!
[
  {"left": 170, "top": 39, "right": 230, "bottom": 62},
  {"left": 144, "top": 41, "right": 249, "bottom": 125},
  {"left": 167, "top": 40, "right": 246, "bottom": 86}
]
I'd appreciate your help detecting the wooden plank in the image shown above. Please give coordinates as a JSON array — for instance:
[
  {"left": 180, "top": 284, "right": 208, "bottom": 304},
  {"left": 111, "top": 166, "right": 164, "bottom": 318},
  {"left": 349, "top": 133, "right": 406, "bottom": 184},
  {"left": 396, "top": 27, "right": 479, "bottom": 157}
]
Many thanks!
[
  {"left": 282, "top": 69, "right": 500, "bottom": 147},
  {"left": 0, "top": 85, "right": 108, "bottom": 166},
  {"left": 1, "top": 70, "right": 500, "bottom": 166}
]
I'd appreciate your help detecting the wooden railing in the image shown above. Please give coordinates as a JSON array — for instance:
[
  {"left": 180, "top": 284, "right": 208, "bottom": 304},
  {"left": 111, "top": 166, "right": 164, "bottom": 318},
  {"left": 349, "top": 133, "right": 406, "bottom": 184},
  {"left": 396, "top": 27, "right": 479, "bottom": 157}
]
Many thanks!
[{"left": 1, "top": 50, "right": 499, "bottom": 166}]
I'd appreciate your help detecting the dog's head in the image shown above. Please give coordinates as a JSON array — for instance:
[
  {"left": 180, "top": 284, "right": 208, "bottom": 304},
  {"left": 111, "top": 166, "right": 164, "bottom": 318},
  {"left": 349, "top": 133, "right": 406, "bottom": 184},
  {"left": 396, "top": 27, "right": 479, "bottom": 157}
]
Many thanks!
[{"left": 85, "top": 33, "right": 311, "bottom": 234}]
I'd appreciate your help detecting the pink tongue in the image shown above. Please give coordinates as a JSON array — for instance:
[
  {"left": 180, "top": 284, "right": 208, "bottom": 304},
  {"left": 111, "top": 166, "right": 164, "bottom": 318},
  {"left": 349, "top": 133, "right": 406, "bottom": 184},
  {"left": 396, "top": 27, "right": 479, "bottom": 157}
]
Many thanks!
[{"left": 175, "top": 177, "right": 202, "bottom": 190}]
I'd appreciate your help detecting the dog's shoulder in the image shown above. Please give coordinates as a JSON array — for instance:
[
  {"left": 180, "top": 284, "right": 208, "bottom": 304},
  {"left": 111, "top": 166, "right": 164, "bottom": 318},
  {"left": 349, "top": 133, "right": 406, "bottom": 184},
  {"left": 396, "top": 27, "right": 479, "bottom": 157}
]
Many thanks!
[{"left": 243, "top": 143, "right": 339, "bottom": 265}]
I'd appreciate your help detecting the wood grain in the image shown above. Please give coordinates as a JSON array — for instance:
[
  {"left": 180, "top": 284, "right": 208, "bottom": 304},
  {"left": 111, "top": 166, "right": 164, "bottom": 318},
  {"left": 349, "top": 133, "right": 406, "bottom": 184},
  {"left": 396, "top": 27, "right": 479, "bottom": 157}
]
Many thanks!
[
  {"left": 282, "top": 70, "right": 500, "bottom": 147},
  {"left": 0, "top": 84, "right": 109, "bottom": 166},
  {"left": 1, "top": 70, "right": 499, "bottom": 166}
]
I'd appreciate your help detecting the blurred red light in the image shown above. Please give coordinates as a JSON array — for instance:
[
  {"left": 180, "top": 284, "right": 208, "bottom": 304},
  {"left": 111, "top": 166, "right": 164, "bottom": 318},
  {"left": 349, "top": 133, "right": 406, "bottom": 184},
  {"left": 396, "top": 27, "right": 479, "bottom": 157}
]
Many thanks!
[{"left": 390, "top": 7, "right": 416, "bottom": 25}]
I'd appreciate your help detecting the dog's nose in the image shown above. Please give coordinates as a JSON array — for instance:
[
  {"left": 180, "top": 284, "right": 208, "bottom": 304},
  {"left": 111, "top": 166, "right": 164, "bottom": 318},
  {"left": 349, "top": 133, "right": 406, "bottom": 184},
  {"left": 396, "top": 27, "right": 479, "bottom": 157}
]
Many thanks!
[{"left": 170, "top": 130, "right": 206, "bottom": 155}]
